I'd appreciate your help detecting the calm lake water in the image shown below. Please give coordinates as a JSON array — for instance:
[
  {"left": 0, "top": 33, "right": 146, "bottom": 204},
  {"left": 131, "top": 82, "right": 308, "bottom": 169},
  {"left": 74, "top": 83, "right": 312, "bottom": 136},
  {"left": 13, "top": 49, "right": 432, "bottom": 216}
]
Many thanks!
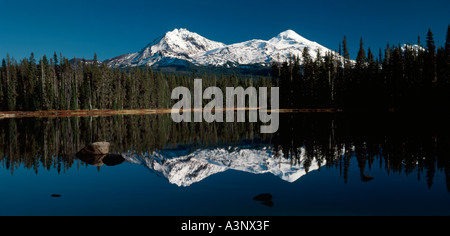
[{"left": 0, "top": 113, "right": 449, "bottom": 216}]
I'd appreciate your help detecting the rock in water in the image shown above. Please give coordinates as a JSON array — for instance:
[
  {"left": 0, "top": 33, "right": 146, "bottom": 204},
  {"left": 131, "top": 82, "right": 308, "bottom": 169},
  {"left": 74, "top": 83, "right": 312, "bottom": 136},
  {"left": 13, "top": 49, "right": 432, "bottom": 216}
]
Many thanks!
[
  {"left": 76, "top": 153, "right": 107, "bottom": 166},
  {"left": 361, "top": 175, "right": 374, "bottom": 182},
  {"left": 253, "top": 193, "right": 273, "bottom": 202},
  {"left": 102, "top": 154, "right": 125, "bottom": 166},
  {"left": 78, "top": 142, "right": 110, "bottom": 155}
]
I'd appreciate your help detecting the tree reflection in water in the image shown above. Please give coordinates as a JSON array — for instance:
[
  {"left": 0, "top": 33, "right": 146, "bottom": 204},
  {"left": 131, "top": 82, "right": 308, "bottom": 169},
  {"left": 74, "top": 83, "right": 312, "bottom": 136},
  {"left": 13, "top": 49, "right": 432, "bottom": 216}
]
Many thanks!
[{"left": 0, "top": 113, "right": 449, "bottom": 191}]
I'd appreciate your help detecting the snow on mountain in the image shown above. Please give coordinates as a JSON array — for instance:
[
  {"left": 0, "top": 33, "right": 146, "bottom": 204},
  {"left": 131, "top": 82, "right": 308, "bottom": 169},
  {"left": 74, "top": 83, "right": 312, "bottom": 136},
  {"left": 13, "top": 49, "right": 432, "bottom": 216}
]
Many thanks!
[
  {"left": 268, "top": 30, "right": 337, "bottom": 61},
  {"left": 122, "top": 145, "right": 324, "bottom": 187},
  {"left": 104, "top": 28, "right": 226, "bottom": 68},
  {"left": 194, "top": 29, "right": 338, "bottom": 66},
  {"left": 193, "top": 39, "right": 271, "bottom": 66},
  {"left": 104, "top": 28, "right": 338, "bottom": 68},
  {"left": 401, "top": 44, "right": 425, "bottom": 54}
]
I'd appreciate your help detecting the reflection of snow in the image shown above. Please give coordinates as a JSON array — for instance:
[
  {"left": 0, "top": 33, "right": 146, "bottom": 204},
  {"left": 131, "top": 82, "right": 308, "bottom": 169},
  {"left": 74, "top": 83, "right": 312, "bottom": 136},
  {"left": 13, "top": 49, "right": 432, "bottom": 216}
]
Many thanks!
[{"left": 122, "top": 145, "right": 324, "bottom": 187}]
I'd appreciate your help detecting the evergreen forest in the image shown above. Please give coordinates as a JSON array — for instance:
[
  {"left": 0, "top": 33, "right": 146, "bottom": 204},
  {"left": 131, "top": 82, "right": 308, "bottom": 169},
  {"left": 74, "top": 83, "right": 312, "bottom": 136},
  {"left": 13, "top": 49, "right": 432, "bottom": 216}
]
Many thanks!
[{"left": 0, "top": 27, "right": 449, "bottom": 112}]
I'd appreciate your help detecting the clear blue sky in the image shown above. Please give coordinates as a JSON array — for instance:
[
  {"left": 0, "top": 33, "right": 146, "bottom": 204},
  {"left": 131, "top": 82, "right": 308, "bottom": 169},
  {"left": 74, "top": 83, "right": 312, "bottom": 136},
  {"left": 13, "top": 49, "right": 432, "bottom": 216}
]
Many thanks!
[{"left": 0, "top": 0, "right": 448, "bottom": 61}]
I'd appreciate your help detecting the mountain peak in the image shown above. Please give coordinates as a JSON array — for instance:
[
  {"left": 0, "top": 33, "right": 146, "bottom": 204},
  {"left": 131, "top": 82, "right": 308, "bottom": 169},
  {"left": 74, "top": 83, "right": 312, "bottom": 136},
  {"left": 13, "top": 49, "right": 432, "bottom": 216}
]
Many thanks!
[
  {"left": 152, "top": 28, "right": 225, "bottom": 56},
  {"left": 168, "top": 28, "right": 190, "bottom": 33},
  {"left": 278, "top": 29, "right": 300, "bottom": 37},
  {"left": 270, "top": 29, "right": 310, "bottom": 44},
  {"left": 164, "top": 28, "right": 197, "bottom": 39}
]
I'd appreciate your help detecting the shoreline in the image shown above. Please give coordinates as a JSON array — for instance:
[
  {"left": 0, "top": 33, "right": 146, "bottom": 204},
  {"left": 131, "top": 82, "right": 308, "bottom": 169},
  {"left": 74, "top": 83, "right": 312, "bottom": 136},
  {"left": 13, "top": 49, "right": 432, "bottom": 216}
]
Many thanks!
[{"left": 0, "top": 108, "right": 342, "bottom": 119}]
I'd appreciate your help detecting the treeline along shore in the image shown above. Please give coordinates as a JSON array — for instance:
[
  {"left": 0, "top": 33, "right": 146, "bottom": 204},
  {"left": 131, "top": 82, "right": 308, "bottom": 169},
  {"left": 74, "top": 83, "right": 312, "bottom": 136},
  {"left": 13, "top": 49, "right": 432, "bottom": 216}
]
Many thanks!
[{"left": 0, "top": 27, "right": 449, "bottom": 114}]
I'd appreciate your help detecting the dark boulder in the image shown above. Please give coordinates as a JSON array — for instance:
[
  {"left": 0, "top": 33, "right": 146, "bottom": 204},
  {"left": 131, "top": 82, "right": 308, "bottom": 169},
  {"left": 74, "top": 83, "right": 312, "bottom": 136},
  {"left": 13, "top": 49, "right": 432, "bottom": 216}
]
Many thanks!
[
  {"left": 78, "top": 142, "right": 110, "bottom": 155},
  {"left": 253, "top": 193, "right": 273, "bottom": 202},
  {"left": 102, "top": 154, "right": 125, "bottom": 166},
  {"left": 76, "top": 142, "right": 124, "bottom": 167},
  {"left": 361, "top": 175, "right": 374, "bottom": 182}
]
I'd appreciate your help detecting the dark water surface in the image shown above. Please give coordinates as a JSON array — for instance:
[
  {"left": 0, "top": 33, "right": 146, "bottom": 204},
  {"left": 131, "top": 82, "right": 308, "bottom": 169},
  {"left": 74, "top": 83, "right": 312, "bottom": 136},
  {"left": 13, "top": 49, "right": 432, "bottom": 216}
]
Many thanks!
[{"left": 0, "top": 113, "right": 449, "bottom": 216}]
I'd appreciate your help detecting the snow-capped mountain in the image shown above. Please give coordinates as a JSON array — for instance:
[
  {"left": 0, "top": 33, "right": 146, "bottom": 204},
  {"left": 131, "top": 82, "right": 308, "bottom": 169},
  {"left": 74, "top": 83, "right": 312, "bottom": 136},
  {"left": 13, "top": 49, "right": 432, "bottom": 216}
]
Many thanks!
[
  {"left": 104, "top": 28, "right": 225, "bottom": 68},
  {"left": 122, "top": 145, "right": 324, "bottom": 187},
  {"left": 194, "top": 30, "right": 337, "bottom": 67},
  {"left": 104, "top": 28, "right": 338, "bottom": 68}
]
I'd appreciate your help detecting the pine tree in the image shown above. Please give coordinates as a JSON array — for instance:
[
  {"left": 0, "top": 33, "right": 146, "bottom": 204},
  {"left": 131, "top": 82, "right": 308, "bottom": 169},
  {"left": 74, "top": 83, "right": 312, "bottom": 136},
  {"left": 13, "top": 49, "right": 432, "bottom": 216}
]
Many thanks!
[
  {"left": 70, "top": 76, "right": 78, "bottom": 110},
  {"left": 355, "top": 37, "right": 367, "bottom": 89},
  {"left": 4, "top": 55, "right": 16, "bottom": 111},
  {"left": 302, "top": 47, "right": 313, "bottom": 107},
  {"left": 446, "top": 25, "right": 450, "bottom": 54},
  {"left": 0, "top": 59, "right": 6, "bottom": 109},
  {"left": 390, "top": 46, "right": 404, "bottom": 108},
  {"left": 342, "top": 35, "right": 352, "bottom": 89},
  {"left": 342, "top": 36, "right": 350, "bottom": 61},
  {"left": 436, "top": 25, "right": 450, "bottom": 108},
  {"left": 425, "top": 28, "right": 437, "bottom": 85},
  {"left": 367, "top": 48, "right": 377, "bottom": 80},
  {"left": 426, "top": 29, "right": 436, "bottom": 54},
  {"left": 356, "top": 37, "right": 366, "bottom": 68},
  {"left": 445, "top": 25, "right": 450, "bottom": 84},
  {"left": 39, "top": 55, "right": 49, "bottom": 110},
  {"left": 27, "top": 52, "right": 40, "bottom": 111}
]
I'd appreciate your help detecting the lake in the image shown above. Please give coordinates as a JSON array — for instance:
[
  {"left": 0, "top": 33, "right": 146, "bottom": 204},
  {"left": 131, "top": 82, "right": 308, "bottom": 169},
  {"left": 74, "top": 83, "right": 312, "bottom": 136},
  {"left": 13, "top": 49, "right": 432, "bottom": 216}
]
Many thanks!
[{"left": 0, "top": 112, "right": 449, "bottom": 216}]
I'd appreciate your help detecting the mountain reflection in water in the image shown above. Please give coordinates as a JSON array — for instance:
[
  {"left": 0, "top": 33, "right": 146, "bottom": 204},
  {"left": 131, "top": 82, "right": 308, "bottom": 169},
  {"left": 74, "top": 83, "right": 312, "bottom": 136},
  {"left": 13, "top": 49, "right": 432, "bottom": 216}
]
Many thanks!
[
  {"left": 116, "top": 145, "right": 322, "bottom": 187},
  {"left": 0, "top": 113, "right": 449, "bottom": 192}
]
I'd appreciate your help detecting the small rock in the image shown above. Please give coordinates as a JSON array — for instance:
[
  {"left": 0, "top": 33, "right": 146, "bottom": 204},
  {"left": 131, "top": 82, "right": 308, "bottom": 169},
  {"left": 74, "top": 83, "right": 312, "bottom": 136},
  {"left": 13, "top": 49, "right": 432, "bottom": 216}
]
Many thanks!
[
  {"left": 361, "top": 175, "right": 374, "bottom": 182},
  {"left": 253, "top": 193, "right": 273, "bottom": 202},
  {"left": 78, "top": 142, "right": 110, "bottom": 155}
]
